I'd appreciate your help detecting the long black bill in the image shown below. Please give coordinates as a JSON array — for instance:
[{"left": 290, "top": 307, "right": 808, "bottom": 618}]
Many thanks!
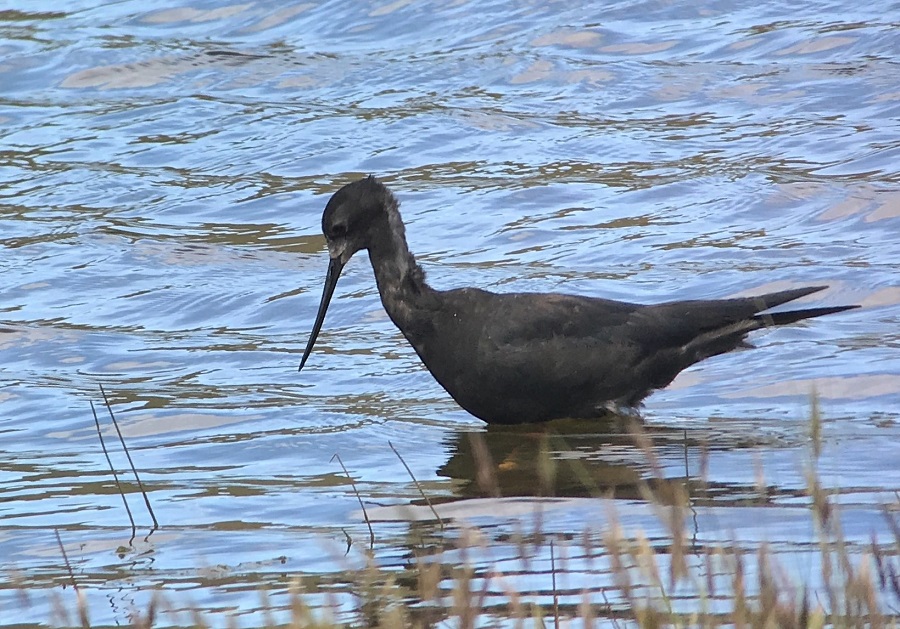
[{"left": 298, "top": 255, "right": 345, "bottom": 372}]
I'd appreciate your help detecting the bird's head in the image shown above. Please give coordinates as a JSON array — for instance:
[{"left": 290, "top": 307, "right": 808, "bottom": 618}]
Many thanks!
[
  {"left": 299, "top": 175, "right": 395, "bottom": 373},
  {"left": 322, "top": 175, "right": 395, "bottom": 266}
]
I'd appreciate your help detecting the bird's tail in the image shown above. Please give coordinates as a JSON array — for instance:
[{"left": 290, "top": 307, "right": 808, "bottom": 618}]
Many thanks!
[
  {"left": 748, "top": 286, "right": 860, "bottom": 327},
  {"left": 756, "top": 304, "right": 859, "bottom": 326}
]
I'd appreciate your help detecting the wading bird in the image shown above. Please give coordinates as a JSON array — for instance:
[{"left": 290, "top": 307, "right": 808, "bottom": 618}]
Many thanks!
[{"left": 298, "top": 176, "right": 857, "bottom": 424}]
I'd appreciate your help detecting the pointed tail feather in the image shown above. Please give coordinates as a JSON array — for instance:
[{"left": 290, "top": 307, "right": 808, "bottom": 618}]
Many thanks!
[
  {"left": 749, "top": 285, "right": 828, "bottom": 310},
  {"left": 748, "top": 285, "right": 859, "bottom": 326},
  {"left": 755, "top": 304, "right": 860, "bottom": 327}
]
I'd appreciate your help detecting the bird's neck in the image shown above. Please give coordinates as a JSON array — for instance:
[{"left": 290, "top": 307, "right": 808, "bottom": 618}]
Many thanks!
[{"left": 366, "top": 208, "right": 431, "bottom": 319}]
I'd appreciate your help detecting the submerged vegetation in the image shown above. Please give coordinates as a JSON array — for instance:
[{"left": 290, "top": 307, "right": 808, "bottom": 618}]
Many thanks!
[{"left": 25, "top": 399, "right": 900, "bottom": 627}]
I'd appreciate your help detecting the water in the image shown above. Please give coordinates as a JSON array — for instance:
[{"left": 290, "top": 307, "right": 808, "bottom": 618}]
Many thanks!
[{"left": 1, "top": 0, "right": 898, "bottom": 625}]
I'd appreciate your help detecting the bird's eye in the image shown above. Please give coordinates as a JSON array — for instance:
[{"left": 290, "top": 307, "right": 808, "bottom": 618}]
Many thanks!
[{"left": 329, "top": 222, "right": 348, "bottom": 238}]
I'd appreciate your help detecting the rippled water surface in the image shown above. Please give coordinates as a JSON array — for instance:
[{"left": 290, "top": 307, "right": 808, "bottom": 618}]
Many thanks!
[{"left": 2, "top": 0, "right": 899, "bottom": 625}]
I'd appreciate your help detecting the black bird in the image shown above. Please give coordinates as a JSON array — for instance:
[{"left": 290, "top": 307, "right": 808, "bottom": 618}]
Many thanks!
[{"left": 298, "top": 176, "right": 858, "bottom": 424}]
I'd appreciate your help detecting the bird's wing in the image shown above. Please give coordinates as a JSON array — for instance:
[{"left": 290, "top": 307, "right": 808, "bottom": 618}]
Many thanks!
[
  {"left": 626, "top": 286, "right": 833, "bottom": 349},
  {"left": 470, "top": 288, "right": 827, "bottom": 399},
  {"left": 472, "top": 291, "right": 647, "bottom": 395}
]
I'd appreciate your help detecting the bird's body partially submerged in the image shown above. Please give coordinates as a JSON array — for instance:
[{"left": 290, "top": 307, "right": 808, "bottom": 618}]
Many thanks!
[{"left": 298, "top": 176, "right": 858, "bottom": 424}]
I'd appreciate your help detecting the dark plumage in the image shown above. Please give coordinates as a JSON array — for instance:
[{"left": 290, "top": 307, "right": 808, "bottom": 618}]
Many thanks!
[{"left": 298, "top": 176, "right": 858, "bottom": 424}]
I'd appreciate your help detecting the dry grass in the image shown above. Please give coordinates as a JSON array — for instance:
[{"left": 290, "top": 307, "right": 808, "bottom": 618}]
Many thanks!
[{"left": 26, "top": 400, "right": 900, "bottom": 627}]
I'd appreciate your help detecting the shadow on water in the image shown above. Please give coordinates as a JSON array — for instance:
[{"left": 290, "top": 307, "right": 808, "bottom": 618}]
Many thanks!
[
  {"left": 441, "top": 417, "right": 646, "bottom": 499},
  {"left": 437, "top": 417, "right": 808, "bottom": 504}
]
